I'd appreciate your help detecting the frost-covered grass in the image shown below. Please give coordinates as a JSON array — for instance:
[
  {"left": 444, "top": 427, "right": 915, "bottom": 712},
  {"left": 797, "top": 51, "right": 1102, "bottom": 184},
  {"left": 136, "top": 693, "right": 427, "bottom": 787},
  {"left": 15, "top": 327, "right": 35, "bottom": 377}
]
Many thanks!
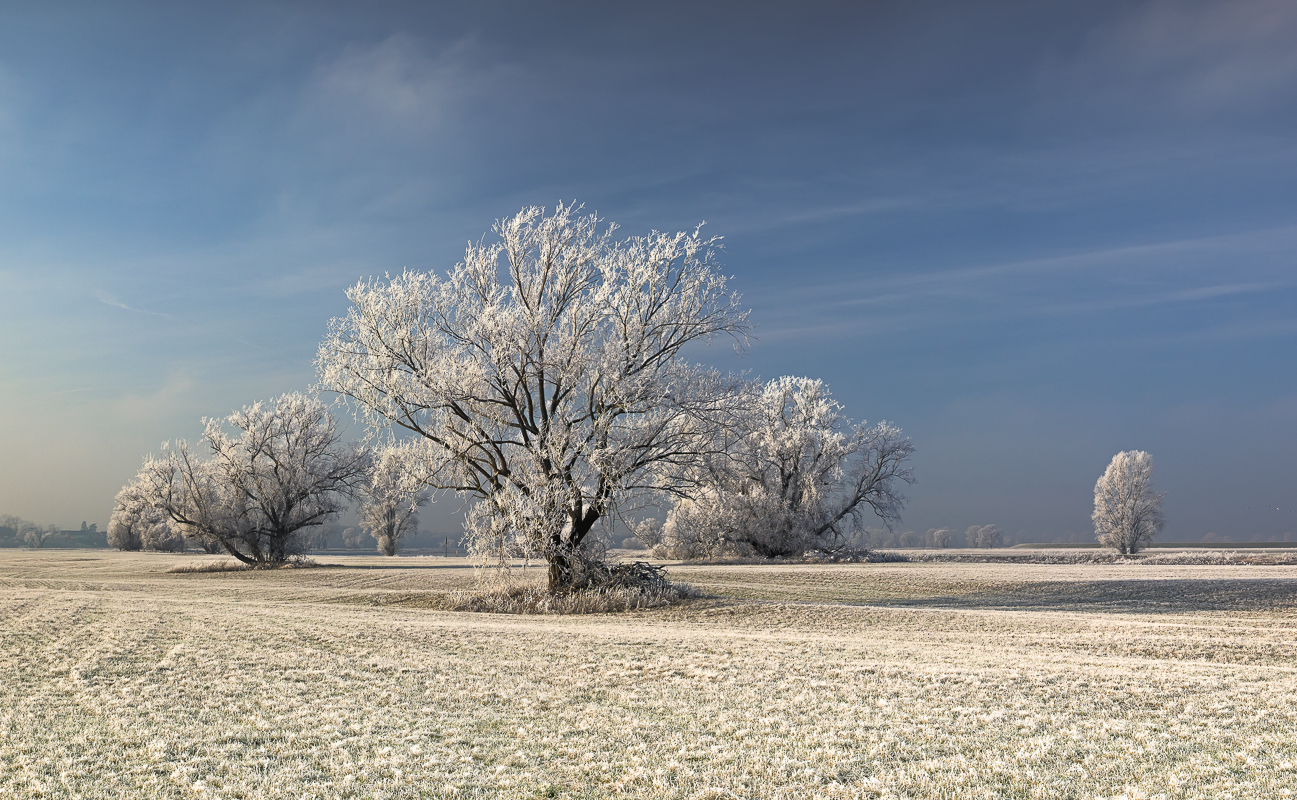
[
  {"left": 871, "top": 547, "right": 1297, "bottom": 566},
  {"left": 3, "top": 551, "right": 1297, "bottom": 798}
]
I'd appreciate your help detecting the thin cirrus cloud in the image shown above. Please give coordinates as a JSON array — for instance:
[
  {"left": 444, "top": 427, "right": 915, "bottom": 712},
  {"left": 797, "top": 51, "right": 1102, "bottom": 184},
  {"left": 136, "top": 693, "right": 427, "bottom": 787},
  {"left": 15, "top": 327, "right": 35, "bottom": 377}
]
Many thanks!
[
  {"left": 746, "top": 223, "right": 1297, "bottom": 343},
  {"left": 1058, "top": 0, "right": 1297, "bottom": 115},
  {"left": 92, "top": 289, "right": 173, "bottom": 319}
]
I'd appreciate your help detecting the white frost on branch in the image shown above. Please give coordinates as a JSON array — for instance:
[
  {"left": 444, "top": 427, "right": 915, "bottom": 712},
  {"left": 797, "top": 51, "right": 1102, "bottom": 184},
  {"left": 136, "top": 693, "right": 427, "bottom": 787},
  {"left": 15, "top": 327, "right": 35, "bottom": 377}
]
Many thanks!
[
  {"left": 661, "top": 376, "right": 916, "bottom": 558},
  {"left": 357, "top": 443, "right": 432, "bottom": 556},
  {"left": 316, "top": 203, "right": 750, "bottom": 590},
  {"left": 109, "top": 480, "right": 186, "bottom": 552},
  {"left": 1093, "top": 450, "right": 1164, "bottom": 555},
  {"left": 129, "top": 393, "right": 368, "bottom": 565}
]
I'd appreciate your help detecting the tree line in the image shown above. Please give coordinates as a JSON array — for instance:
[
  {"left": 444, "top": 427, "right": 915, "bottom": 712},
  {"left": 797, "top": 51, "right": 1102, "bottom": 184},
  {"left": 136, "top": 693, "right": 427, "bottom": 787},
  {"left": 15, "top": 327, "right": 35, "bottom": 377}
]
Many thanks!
[
  {"left": 113, "top": 204, "right": 1168, "bottom": 592},
  {"left": 113, "top": 205, "right": 918, "bottom": 588},
  {"left": 0, "top": 516, "right": 102, "bottom": 549}
]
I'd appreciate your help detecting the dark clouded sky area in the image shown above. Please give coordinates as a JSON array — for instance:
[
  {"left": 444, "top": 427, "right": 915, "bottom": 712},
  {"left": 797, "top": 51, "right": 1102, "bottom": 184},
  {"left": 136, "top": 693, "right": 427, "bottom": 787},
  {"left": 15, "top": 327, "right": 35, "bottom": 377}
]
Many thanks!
[{"left": 1, "top": 1, "right": 1294, "bottom": 541}]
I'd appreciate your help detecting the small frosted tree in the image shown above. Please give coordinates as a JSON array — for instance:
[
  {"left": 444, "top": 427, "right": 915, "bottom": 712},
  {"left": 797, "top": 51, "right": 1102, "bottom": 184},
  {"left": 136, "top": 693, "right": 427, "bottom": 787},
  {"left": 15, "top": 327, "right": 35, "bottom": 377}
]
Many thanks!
[
  {"left": 341, "top": 527, "right": 368, "bottom": 549},
  {"left": 1093, "top": 450, "right": 1164, "bottom": 554},
  {"left": 966, "top": 524, "right": 1003, "bottom": 549},
  {"left": 109, "top": 481, "right": 186, "bottom": 552},
  {"left": 317, "top": 203, "right": 749, "bottom": 591},
  {"left": 357, "top": 445, "right": 432, "bottom": 556},
  {"left": 19, "top": 522, "right": 58, "bottom": 549},
  {"left": 131, "top": 393, "right": 369, "bottom": 565},
  {"left": 1, "top": 515, "right": 30, "bottom": 545},
  {"left": 929, "top": 527, "right": 953, "bottom": 548},
  {"left": 661, "top": 376, "right": 915, "bottom": 558}
]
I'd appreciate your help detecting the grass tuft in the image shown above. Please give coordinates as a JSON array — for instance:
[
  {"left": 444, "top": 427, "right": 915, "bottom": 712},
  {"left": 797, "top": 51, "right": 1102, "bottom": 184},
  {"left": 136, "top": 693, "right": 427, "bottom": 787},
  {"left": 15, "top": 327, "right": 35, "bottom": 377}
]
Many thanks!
[
  {"left": 166, "top": 559, "right": 250, "bottom": 574},
  {"left": 886, "top": 548, "right": 1297, "bottom": 565}
]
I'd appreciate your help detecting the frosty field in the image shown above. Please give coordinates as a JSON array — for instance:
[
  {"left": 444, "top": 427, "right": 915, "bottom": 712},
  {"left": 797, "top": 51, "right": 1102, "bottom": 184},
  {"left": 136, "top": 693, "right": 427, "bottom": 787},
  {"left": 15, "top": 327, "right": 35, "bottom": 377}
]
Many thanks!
[{"left": 2, "top": 551, "right": 1297, "bottom": 799}]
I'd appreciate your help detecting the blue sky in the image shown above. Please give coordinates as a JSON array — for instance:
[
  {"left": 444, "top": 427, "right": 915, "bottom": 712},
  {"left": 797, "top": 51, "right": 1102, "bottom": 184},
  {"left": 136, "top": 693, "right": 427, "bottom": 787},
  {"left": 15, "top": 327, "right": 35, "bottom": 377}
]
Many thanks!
[{"left": 1, "top": 1, "right": 1294, "bottom": 541}]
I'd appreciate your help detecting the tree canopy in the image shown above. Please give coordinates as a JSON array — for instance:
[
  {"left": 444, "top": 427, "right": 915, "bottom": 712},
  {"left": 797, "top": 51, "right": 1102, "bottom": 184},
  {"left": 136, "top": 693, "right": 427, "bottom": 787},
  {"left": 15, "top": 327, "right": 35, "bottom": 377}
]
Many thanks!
[
  {"left": 133, "top": 393, "right": 368, "bottom": 565},
  {"left": 1093, "top": 450, "right": 1164, "bottom": 555},
  {"left": 317, "top": 203, "right": 749, "bottom": 590}
]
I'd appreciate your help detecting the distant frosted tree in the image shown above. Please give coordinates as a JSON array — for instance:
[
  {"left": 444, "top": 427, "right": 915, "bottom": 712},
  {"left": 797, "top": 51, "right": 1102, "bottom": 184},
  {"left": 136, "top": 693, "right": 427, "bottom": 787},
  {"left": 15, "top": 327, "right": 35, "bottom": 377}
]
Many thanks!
[
  {"left": 341, "top": 527, "right": 367, "bottom": 549},
  {"left": 110, "top": 481, "right": 186, "bottom": 552},
  {"left": 19, "top": 522, "right": 58, "bottom": 549},
  {"left": 1, "top": 514, "right": 26, "bottom": 542},
  {"left": 357, "top": 445, "right": 432, "bottom": 556},
  {"left": 929, "top": 527, "right": 953, "bottom": 548},
  {"left": 0, "top": 516, "right": 54, "bottom": 548},
  {"left": 860, "top": 527, "right": 896, "bottom": 550},
  {"left": 630, "top": 518, "right": 663, "bottom": 550},
  {"left": 108, "top": 507, "right": 144, "bottom": 551},
  {"left": 1093, "top": 450, "right": 1164, "bottom": 554},
  {"left": 966, "top": 524, "right": 1003, "bottom": 548},
  {"left": 661, "top": 377, "right": 915, "bottom": 558},
  {"left": 130, "top": 393, "right": 369, "bottom": 565}
]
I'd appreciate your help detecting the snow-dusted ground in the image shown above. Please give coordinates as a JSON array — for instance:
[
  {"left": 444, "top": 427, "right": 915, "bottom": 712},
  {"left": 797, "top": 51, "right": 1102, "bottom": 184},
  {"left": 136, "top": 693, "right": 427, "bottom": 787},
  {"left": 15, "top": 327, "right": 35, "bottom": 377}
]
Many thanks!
[{"left": 2, "top": 551, "right": 1296, "bottom": 798}]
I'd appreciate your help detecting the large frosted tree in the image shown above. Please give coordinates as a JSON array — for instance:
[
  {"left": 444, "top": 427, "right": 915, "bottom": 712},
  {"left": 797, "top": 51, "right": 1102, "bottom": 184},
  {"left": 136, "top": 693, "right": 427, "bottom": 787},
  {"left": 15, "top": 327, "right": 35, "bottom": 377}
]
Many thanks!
[
  {"left": 131, "top": 393, "right": 369, "bottom": 565},
  {"left": 317, "top": 203, "right": 749, "bottom": 591},
  {"left": 660, "top": 376, "right": 915, "bottom": 558},
  {"left": 1093, "top": 450, "right": 1164, "bottom": 555}
]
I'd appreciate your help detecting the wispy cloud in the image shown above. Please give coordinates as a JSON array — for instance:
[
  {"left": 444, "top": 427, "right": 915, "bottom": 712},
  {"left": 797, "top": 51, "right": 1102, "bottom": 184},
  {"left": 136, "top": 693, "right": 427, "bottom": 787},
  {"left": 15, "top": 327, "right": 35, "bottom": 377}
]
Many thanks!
[
  {"left": 93, "top": 289, "right": 172, "bottom": 318},
  {"left": 233, "top": 337, "right": 272, "bottom": 352},
  {"left": 1035, "top": 0, "right": 1297, "bottom": 124},
  {"left": 301, "top": 34, "right": 521, "bottom": 145},
  {"left": 747, "top": 225, "right": 1297, "bottom": 342}
]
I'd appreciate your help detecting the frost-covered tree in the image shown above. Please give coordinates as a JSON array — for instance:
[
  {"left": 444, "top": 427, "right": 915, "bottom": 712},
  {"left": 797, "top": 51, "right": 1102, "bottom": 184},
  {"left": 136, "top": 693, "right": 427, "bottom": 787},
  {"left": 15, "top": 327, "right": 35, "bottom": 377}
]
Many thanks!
[
  {"left": 357, "top": 445, "right": 432, "bottom": 556},
  {"left": 109, "top": 480, "right": 186, "bottom": 552},
  {"left": 965, "top": 524, "right": 1003, "bottom": 548},
  {"left": 340, "top": 527, "right": 367, "bottom": 549},
  {"left": 1093, "top": 450, "right": 1164, "bottom": 554},
  {"left": 18, "top": 522, "right": 58, "bottom": 549},
  {"left": 131, "top": 393, "right": 368, "bottom": 566},
  {"left": 928, "top": 527, "right": 953, "bottom": 548},
  {"left": 0, "top": 514, "right": 28, "bottom": 544},
  {"left": 660, "top": 377, "right": 915, "bottom": 559},
  {"left": 317, "top": 203, "right": 748, "bottom": 591}
]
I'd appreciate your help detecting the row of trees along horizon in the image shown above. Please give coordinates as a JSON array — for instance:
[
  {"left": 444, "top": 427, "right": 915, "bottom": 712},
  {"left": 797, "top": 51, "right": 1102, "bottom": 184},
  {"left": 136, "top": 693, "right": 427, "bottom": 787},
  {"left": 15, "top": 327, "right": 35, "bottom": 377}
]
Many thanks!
[
  {"left": 9, "top": 515, "right": 1291, "bottom": 552},
  {"left": 78, "top": 205, "right": 1243, "bottom": 592}
]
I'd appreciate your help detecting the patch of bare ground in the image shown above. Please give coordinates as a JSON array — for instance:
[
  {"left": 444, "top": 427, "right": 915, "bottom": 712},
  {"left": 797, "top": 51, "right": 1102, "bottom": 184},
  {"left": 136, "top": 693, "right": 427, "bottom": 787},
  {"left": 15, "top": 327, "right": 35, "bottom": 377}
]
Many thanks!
[{"left": 2, "top": 550, "right": 1296, "bottom": 798}]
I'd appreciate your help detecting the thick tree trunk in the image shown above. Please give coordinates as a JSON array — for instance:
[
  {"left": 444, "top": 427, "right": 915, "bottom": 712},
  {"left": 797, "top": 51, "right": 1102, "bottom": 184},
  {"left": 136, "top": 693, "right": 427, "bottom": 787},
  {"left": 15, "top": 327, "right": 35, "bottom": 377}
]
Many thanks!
[
  {"left": 547, "top": 550, "right": 574, "bottom": 593},
  {"left": 222, "top": 540, "right": 257, "bottom": 566},
  {"left": 546, "top": 506, "right": 603, "bottom": 593}
]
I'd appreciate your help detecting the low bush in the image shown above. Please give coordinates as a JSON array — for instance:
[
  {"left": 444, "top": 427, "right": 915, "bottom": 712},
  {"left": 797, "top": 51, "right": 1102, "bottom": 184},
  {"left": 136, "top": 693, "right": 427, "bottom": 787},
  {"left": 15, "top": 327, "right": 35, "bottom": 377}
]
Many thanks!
[
  {"left": 166, "top": 556, "right": 321, "bottom": 574},
  {"left": 445, "top": 581, "right": 698, "bottom": 614}
]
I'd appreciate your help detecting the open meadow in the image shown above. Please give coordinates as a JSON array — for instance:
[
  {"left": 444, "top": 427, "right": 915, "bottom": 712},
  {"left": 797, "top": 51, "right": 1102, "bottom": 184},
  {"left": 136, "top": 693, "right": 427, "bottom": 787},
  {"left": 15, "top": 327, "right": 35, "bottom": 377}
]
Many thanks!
[{"left": 2, "top": 550, "right": 1297, "bottom": 799}]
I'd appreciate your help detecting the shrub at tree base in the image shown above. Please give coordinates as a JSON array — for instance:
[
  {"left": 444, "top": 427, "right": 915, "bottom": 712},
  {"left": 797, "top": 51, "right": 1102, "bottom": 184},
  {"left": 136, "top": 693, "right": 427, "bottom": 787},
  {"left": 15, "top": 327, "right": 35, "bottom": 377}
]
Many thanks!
[
  {"left": 446, "top": 580, "right": 697, "bottom": 615},
  {"left": 352, "top": 560, "right": 695, "bottom": 614},
  {"left": 166, "top": 557, "right": 321, "bottom": 574}
]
